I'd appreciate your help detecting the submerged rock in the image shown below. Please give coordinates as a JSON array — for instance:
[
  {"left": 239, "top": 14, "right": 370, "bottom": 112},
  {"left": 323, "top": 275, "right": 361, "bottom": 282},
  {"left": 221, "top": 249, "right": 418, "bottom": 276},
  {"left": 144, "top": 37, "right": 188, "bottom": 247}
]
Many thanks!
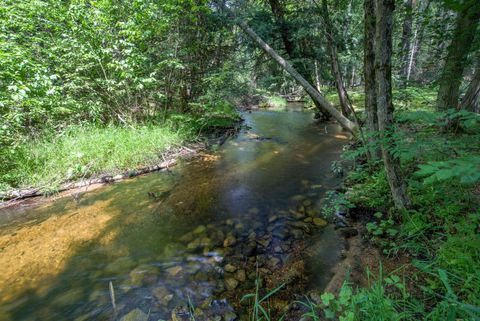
[
  {"left": 302, "top": 199, "right": 312, "bottom": 207},
  {"left": 223, "top": 235, "right": 237, "bottom": 247},
  {"left": 312, "top": 218, "right": 327, "bottom": 227},
  {"left": 166, "top": 266, "right": 183, "bottom": 277},
  {"left": 234, "top": 269, "right": 246, "bottom": 282},
  {"left": 242, "top": 242, "right": 257, "bottom": 256},
  {"left": 105, "top": 257, "right": 136, "bottom": 274},
  {"left": 223, "top": 312, "right": 238, "bottom": 321},
  {"left": 120, "top": 309, "right": 148, "bottom": 321},
  {"left": 224, "top": 263, "right": 237, "bottom": 273},
  {"left": 152, "top": 286, "right": 172, "bottom": 304},
  {"left": 129, "top": 264, "right": 159, "bottom": 287},
  {"left": 290, "top": 228, "right": 305, "bottom": 240},
  {"left": 225, "top": 278, "right": 239, "bottom": 290},
  {"left": 172, "top": 306, "right": 191, "bottom": 321},
  {"left": 193, "top": 225, "right": 207, "bottom": 235}
]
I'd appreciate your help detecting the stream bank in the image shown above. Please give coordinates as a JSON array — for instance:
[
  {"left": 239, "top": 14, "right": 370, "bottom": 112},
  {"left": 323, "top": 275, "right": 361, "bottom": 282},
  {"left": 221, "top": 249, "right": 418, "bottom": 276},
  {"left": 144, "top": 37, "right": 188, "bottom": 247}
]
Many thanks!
[{"left": 0, "top": 108, "right": 351, "bottom": 321}]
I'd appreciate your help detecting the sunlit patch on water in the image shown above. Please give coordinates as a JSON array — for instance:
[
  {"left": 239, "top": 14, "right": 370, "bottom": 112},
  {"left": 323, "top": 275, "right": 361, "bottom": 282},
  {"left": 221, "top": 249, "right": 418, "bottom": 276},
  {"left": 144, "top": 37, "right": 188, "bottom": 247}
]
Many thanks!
[{"left": 0, "top": 109, "right": 349, "bottom": 320}]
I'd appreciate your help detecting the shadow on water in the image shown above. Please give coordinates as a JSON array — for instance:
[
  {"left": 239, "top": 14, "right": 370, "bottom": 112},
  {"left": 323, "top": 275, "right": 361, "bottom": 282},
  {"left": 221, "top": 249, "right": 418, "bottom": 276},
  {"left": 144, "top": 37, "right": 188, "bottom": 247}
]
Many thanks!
[{"left": 0, "top": 109, "right": 350, "bottom": 321}]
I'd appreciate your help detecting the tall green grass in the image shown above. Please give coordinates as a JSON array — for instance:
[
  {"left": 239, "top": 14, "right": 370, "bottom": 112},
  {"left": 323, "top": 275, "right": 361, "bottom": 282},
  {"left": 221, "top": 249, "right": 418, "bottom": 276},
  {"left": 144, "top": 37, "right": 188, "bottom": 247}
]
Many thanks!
[{"left": 2, "top": 124, "right": 186, "bottom": 193}]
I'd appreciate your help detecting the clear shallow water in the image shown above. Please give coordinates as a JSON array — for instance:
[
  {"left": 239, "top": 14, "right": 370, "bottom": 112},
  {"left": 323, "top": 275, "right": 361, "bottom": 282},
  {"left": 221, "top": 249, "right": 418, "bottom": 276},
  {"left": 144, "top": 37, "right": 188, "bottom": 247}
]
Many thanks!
[{"left": 0, "top": 109, "right": 349, "bottom": 321}]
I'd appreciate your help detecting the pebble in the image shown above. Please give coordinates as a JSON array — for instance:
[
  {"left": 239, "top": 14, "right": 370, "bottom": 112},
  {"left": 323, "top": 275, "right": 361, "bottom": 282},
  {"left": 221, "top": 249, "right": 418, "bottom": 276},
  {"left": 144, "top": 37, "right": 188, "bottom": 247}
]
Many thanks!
[
  {"left": 302, "top": 199, "right": 312, "bottom": 207},
  {"left": 249, "top": 208, "right": 260, "bottom": 214},
  {"left": 224, "top": 263, "right": 237, "bottom": 273},
  {"left": 313, "top": 218, "right": 327, "bottom": 227},
  {"left": 234, "top": 269, "right": 246, "bottom": 282},
  {"left": 223, "top": 235, "right": 237, "bottom": 247},
  {"left": 257, "top": 237, "right": 271, "bottom": 248},
  {"left": 129, "top": 264, "right": 158, "bottom": 286},
  {"left": 193, "top": 225, "right": 207, "bottom": 234},
  {"left": 269, "top": 256, "right": 281, "bottom": 267},
  {"left": 120, "top": 309, "right": 148, "bottom": 321},
  {"left": 166, "top": 266, "right": 183, "bottom": 277},
  {"left": 223, "top": 312, "right": 238, "bottom": 321},
  {"left": 225, "top": 278, "right": 239, "bottom": 290}
]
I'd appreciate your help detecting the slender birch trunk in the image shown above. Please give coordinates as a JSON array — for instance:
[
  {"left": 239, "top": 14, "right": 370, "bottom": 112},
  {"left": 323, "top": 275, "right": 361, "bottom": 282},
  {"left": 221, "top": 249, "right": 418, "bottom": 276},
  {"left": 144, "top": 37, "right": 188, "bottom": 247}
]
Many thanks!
[
  {"left": 364, "top": 0, "right": 379, "bottom": 160},
  {"left": 320, "top": 0, "right": 353, "bottom": 117}
]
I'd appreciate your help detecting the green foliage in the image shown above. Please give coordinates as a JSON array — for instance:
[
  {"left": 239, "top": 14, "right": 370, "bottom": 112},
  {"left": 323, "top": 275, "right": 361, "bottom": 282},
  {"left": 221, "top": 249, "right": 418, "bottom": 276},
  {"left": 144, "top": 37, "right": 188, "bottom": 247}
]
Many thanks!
[
  {"left": 415, "top": 156, "right": 480, "bottom": 185},
  {"left": 321, "top": 191, "right": 355, "bottom": 219},
  {"left": 336, "top": 97, "right": 480, "bottom": 319},
  {"left": 366, "top": 212, "right": 400, "bottom": 254},
  {"left": 308, "top": 271, "right": 415, "bottom": 321},
  {"left": 260, "top": 95, "right": 287, "bottom": 110},
  {"left": 346, "top": 169, "right": 393, "bottom": 210},
  {"left": 1, "top": 123, "right": 186, "bottom": 193},
  {"left": 0, "top": 0, "right": 246, "bottom": 192}
]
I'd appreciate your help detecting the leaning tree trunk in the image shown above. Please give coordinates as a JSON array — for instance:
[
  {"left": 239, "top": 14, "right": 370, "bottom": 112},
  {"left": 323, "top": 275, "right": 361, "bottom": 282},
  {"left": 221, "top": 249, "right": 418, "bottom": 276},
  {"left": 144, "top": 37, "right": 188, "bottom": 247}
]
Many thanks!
[
  {"left": 268, "top": 0, "right": 330, "bottom": 119},
  {"left": 376, "top": 0, "right": 411, "bottom": 209},
  {"left": 364, "top": 0, "right": 379, "bottom": 160},
  {"left": 436, "top": 0, "right": 480, "bottom": 111},
  {"left": 459, "top": 57, "right": 480, "bottom": 113},
  {"left": 321, "top": 0, "right": 353, "bottom": 117},
  {"left": 236, "top": 20, "right": 357, "bottom": 133}
]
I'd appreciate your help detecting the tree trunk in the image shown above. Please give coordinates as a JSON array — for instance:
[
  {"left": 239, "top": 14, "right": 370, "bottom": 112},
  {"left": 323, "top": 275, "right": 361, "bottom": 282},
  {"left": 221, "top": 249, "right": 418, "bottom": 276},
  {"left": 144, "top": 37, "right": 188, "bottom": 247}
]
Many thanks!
[
  {"left": 314, "top": 60, "right": 322, "bottom": 92},
  {"left": 267, "top": 0, "right": 295, "bottom": 57},
  {"left": 236, "top": 20, "right": 357, "bottom": 133},
  {"left": 364, "top": 0, "right": 379, "bottom": 160},
  {"left": 407, "top": 0, "right": 430, "bottom": 82},
  {"left": 436, "top": 0, "right": 480, "bottom": 111},
  {"left": 320, "top": 0, "right": 353, "bottom": 117},
  {"left": 268, "top": 0, "right": 330, "bottom": 119},
  {"left": 375, "top": 0, "right": 411, "bottom": 209},
  {"left": 460, "top": 57, "right": 480, "bottom": 113},
  {"left": 398, "top": 0, "right": 415, "bottom": 83}
]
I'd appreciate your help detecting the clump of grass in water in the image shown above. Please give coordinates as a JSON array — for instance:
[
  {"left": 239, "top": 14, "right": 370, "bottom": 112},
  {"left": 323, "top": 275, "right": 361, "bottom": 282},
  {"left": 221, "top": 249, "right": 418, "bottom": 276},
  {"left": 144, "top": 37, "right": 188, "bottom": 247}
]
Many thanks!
[{"left": 242, "top": 268, "right": 286, "bottom": 321}]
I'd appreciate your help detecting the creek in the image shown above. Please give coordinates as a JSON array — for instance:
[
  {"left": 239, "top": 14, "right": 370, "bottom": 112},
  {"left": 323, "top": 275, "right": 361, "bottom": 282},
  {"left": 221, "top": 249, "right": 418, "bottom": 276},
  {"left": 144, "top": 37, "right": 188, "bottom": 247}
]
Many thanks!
[{"left": 0, "top": 106, "right": 350, "bottom": 321}]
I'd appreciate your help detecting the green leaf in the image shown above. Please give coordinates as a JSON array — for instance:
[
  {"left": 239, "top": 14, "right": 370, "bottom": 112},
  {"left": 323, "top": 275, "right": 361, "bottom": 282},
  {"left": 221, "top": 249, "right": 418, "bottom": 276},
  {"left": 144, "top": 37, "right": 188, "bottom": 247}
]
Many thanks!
[{"left": 321, "top": 292, "right": 335, "bottom": 306}]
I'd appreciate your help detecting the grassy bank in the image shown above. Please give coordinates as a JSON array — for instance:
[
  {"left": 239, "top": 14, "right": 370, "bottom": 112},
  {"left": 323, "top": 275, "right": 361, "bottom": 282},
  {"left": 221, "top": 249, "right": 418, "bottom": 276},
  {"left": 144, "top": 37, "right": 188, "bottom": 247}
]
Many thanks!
[
  {"left": 0, "top": 111, "right": 240, "bottom": 197},
  {"left": 309, "top": 88, "right": 480, "bottom": 320}
]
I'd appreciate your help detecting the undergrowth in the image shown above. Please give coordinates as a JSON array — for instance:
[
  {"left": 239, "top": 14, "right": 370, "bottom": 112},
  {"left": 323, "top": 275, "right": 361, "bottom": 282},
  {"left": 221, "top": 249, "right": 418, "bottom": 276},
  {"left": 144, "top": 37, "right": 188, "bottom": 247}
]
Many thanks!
[
  {"left": 309, "top": 95, "right": 480, "bottom": 320},
  {"left": 0, "top": 109, "right": 240, "bottom": 195}
]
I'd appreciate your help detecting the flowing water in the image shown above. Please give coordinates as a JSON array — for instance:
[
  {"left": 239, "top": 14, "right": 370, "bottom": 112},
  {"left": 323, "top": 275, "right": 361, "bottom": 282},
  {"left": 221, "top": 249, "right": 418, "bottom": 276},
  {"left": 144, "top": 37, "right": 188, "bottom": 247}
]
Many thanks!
[{"left": 0, "top": 108, "right": 350, "bottom": 321}]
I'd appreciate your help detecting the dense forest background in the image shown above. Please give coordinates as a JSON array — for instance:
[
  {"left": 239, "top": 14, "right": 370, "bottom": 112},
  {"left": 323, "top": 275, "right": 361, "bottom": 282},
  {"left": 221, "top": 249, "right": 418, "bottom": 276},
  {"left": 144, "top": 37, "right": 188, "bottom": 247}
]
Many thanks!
[
  {"left": 1, "top": 0, "right": 478, "bottom": 192},
  {"left": 0, "top": 0, "right": 479, "bottom": 319}
]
